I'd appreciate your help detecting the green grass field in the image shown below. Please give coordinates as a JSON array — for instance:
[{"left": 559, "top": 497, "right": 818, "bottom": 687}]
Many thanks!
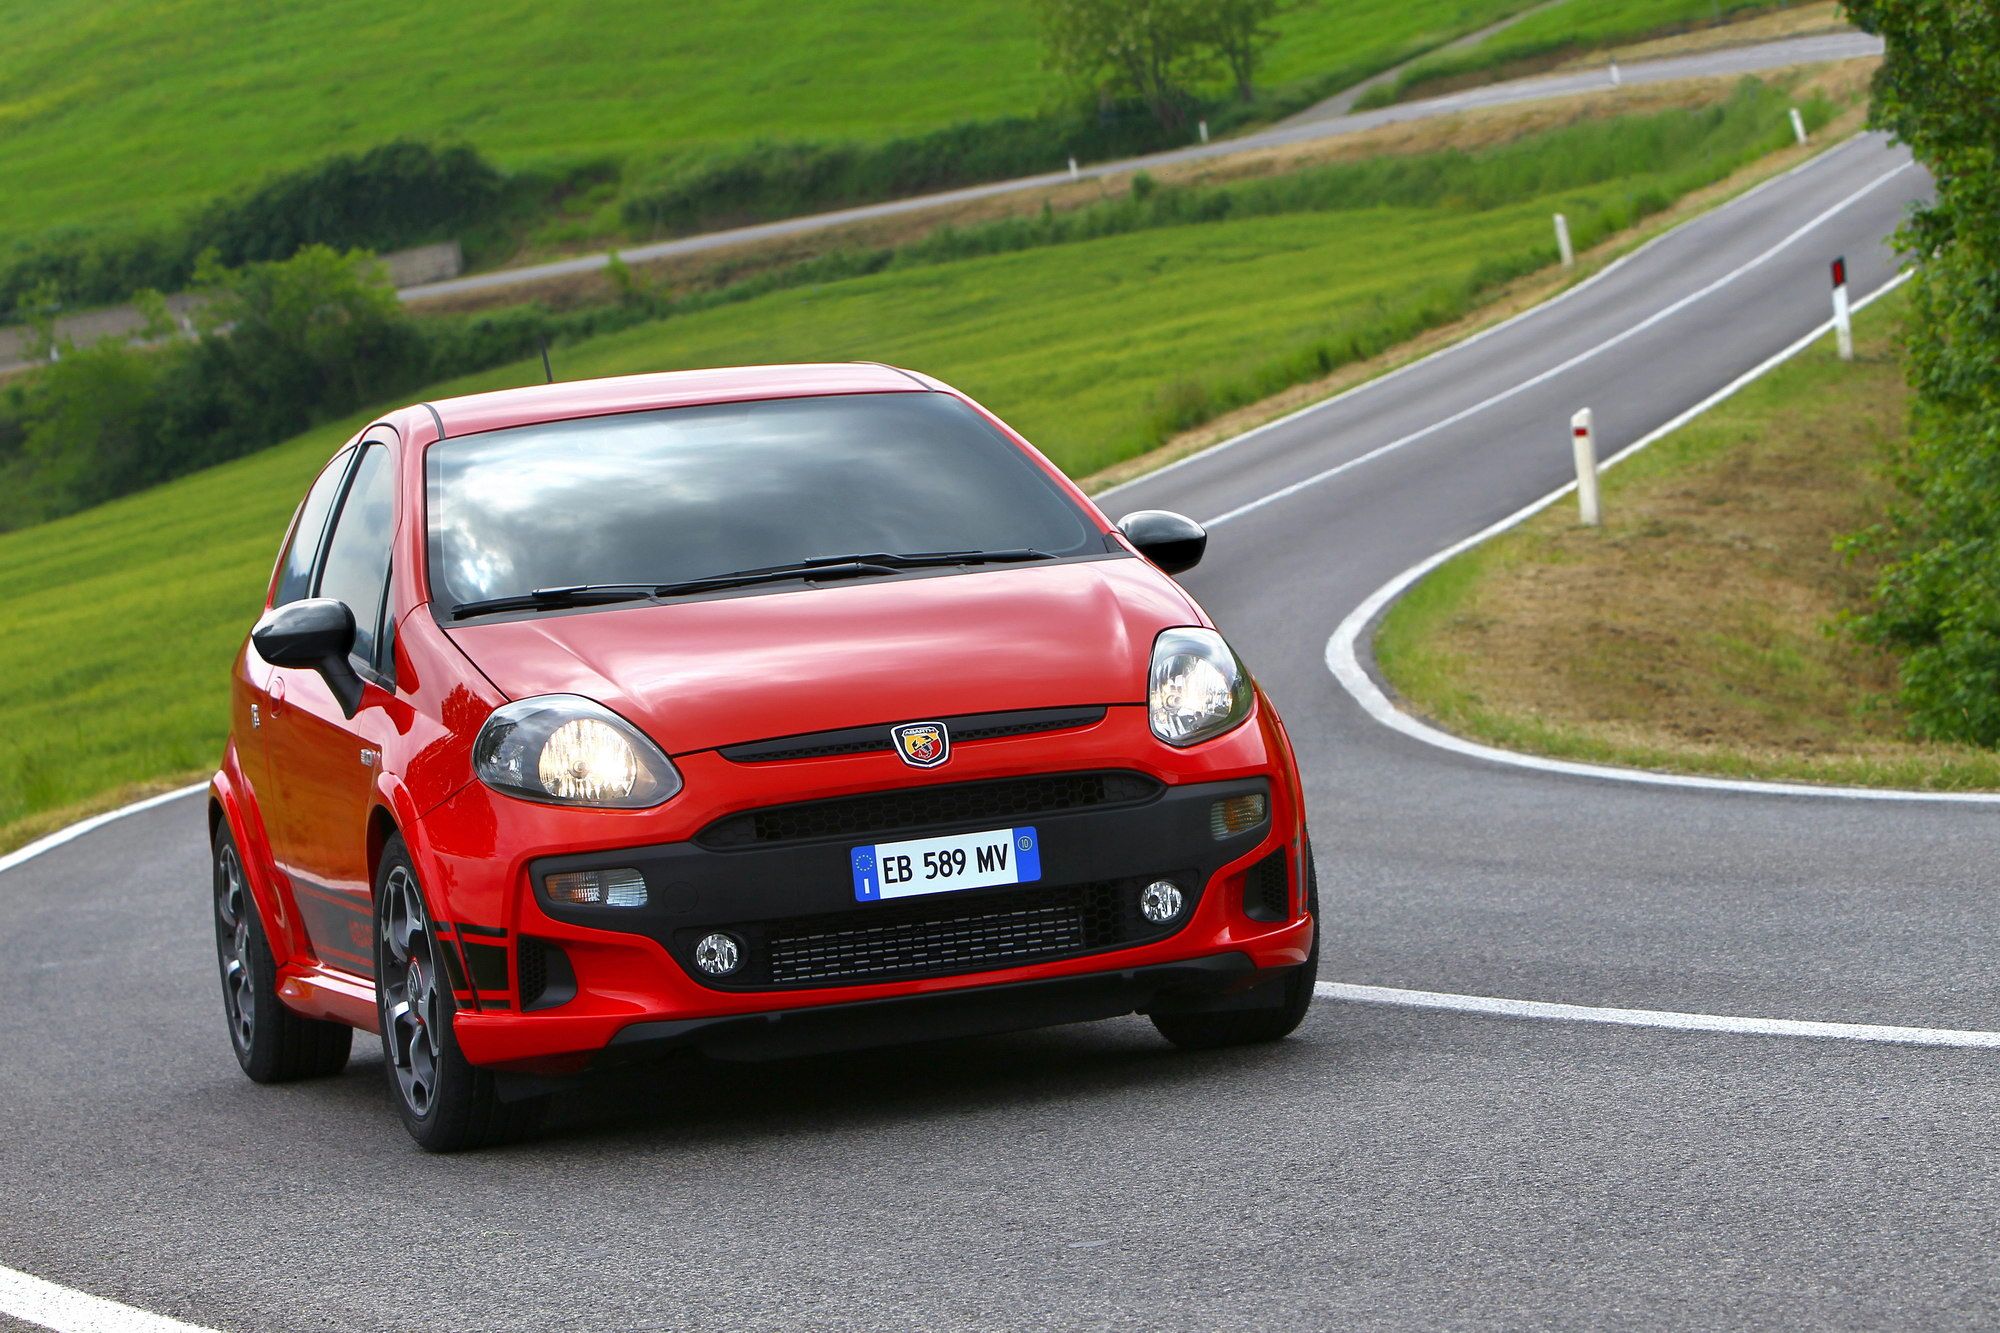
[
  {"left": 0, "top": 83, "right": 1829, "bottom": 842},
  {"left": 1375, "top": 288, "right": 2000, "bottom": 791},
  {"left": 1361, "top": 0, "right": 1814, "bottom": 105},
  {"left": 0, "top": 0, "right": 1540, "bottom": 245}
]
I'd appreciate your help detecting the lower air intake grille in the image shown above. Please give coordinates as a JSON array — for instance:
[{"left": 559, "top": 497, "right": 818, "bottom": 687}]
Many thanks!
[
  {"left": 1242, "top": 851, "right": 1290, "bottom": 922},
  {"left": 766, "top": 883, "right": 1123, "bottom": 985},
  {"left": 697, "top": 771, "right": 1162, "bottom": 849},
  {"left": 517, "top": 938, "right": 548, "bottom": 1008}
]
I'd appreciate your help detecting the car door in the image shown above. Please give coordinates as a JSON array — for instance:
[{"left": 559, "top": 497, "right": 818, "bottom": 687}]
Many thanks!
[
  {"left": 260, "top": 434, "right": 401, "bottom": 978},
  {"left": 238, "top": 444, "right": 355, "bottom": 903}
]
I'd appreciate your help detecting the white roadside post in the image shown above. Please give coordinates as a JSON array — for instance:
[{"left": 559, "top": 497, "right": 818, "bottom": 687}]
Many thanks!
[
  {"left": 1198, "top": 119, "right": 1209, "bottom": 144},
  {"left": 1830, "top": 256, "right": 1854, "bottom": 361},
  {"left": 1571, "top": 409, "right": 1603, "bottom": 526},
  {"left": 1790, "top": 107, "right": 1808, "bottom": 145},
  {"left": 1609, "top": 60, "right": 1622, "bottom": 87},
  {"left": 1554, "top": 212, "right": 1575, "bottom": 268},
  {"left": 1067, "top": 156, "right": 1080, "bottom": 181}
]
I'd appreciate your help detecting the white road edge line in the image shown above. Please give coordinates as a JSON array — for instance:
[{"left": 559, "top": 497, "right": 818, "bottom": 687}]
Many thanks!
[
  {"left": 0, "top": 1264, "right": 217, "bottom": 1333},
  {"left": 1090, "top": 132, "right": 1868, "bottom": 506},
  {"left": 1325, "top": 270, "right": 2000, "bottom": 805},
  {"left": 0, "top": 783, "right": 206, "bottom": 878},
  {"left": 1198, "top": 157, "right": 1913, "bottom": 527},
  {"left": 1315, "top": 981, "right": 2000, "bottom": 1048}
]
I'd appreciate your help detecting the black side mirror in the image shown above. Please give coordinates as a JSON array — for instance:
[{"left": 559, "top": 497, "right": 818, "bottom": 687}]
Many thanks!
[
  {"left": 1117, "top": 510, "right": 1207, "bottom": 575},
  {"left": 252, "top": 598, "right": 365, "bottom": 719}
]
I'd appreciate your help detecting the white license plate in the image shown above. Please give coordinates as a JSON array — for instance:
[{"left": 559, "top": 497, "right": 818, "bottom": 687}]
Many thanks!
[{"left": 851, "top": 826, "right": 1042, "bottom": 902}]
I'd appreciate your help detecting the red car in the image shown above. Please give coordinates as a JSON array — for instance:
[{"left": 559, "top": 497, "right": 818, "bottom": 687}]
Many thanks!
[{"left": 209, "top": 364, "right": 1317, "bottom": 1150}]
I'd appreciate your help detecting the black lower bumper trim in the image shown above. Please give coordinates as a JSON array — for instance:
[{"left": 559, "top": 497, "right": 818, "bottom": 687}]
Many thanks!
[{"left": 601, "top": 952, "right": 1284, "bottom": 1065}]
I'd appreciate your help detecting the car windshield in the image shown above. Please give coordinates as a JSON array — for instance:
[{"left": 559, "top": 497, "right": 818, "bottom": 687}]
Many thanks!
[{"left": 425, "top": 392, "right": 1098, "bottom": 612}]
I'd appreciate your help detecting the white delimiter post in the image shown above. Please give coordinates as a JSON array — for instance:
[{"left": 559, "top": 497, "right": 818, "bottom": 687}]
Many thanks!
[
  {"left": 1198, "top": 119, "right": 1209, "bottom": 144},
  {"left": 1554, "top": 212, "right": 1575, "bottom": 268},
  {"left": 1790, "top": 107, "right": 1808, "bottom": 145},
  {"left": 1067, "top": 156, "right": 1080, "bottom": 181},
  {"left": 1831, "top": 256, "right": 1854, "bottom": 361},
  {"left": 1571, "top": 408, "right": 1603, "bottom": 526}
]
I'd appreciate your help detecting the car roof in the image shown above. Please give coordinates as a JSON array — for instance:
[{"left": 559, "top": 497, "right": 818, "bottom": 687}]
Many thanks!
[{"left": 421, "top": 362, "right": 933, "bottom": 441}]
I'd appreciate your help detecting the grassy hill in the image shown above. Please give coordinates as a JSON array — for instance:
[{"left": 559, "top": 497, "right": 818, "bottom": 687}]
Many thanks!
[
  {"left": 0, "top": 0, "right": 1541, "bottom": 245},
  {"left": 0, "top": 79, "right": 1840, "bottom": 843}
]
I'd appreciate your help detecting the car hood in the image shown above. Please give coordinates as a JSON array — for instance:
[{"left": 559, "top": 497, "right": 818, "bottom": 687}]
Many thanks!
[{"left": 444, "top": 557, "right": 1196, "bottom": 754}]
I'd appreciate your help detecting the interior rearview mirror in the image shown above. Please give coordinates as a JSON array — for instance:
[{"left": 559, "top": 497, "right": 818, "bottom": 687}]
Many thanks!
[
  {"left": 251, "top": 597, "right": 365, "bottom": 719},
  {"left": 1116, "top": 510, "right": 1207, "bottom": 576}
]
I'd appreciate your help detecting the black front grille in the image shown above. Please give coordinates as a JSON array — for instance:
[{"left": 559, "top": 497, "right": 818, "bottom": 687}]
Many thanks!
[
  {"left": 1242, "top": 850, "right": 1290, "bottom": 922},
  {"left": 718, "top": 707, "right": 1108, "bottom": 764},
  {"left": 766, "top": 882, "right": 1124, "bottom": 985},
  {"left": 697, "top": 771, "right": 1162, "bottom": 849}
]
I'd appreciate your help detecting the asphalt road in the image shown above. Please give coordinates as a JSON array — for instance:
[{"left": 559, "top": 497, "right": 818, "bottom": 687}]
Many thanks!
[
  {"left": 5, "top": 132, "right": 1990, "bottom": 1332},
  {"left": 398, "top": 31, "right": 1884, "bottom": 306}
]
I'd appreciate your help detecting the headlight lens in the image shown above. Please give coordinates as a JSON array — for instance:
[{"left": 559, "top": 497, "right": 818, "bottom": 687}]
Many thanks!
[
  {"left": 473, "top": 695, "right": 681, "bottom": 808},
  {"left": 1149, "top": 627, "right": 1254, "bottom": 747}
]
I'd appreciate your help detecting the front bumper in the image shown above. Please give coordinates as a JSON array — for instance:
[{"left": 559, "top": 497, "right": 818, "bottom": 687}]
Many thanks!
[{"left": 420, "top": 702, "right": 1312, "bottom": 1072}]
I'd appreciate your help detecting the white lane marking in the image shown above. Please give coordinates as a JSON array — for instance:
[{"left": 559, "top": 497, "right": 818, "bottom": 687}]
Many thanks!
[
  {"left": 1318, "top": 981, "right": 2000, "bottom": 1049},
  {"left": 1325, "top": 272, "right": 2000, "bottom": 805},
  {"left": 1090, "top": 134, "right": 1869, "bottom": 506},
  {"left": 0, "top": 783, "right": 206, "bottom": 878},
  {"left": 1198, "top": 158, "right": 1915, "bottom": 528},
  {"left": 0, "top": 1264, "right": 218, "bottom": 1333}
]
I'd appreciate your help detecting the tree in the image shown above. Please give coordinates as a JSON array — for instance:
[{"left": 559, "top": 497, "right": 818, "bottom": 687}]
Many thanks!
[
  {"left": 1203, "top": 0, "right": 1299, "bottom": 102},
  {"left": 1840, "top": 0, "right": 2000, "bottom": 744},
  {"left": 1033, "top": 0, "right": 1214, "bottom": 131}
]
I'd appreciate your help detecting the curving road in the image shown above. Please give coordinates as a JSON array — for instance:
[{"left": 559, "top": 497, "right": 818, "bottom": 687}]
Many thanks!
[{"left": 7, "top": 132, "right": 1995, "bottom": 1332}]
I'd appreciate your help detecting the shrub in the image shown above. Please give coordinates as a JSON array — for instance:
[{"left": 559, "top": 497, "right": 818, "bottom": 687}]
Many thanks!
[
  {"left": 1840, "top": 1, "right": 2000, "bottom": 745},
  {"left": 1, "top": 142, "right": 506, "bottom": 313}
]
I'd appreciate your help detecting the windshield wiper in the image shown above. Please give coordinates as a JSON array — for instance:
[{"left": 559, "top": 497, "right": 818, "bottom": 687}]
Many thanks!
[
  {"left": 649, "top": 549, "right": 1053, "bottom": 598},
  {"left": 450, "top": 549, "right": 1053, "bottom": 619},
  {"left": 450, "top": 584, "right": 663, "bottom": 619}
]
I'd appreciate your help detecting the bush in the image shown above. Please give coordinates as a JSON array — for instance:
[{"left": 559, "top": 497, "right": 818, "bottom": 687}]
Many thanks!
[
  {"left": 619, "top": 106, "right": 1177, "bottom": 237},
  {"left": 1841, "top": 1, "right": 2000, "bottom": 746},
  {"left": 0, "top": 141, "right": 505, "bottom": 314},
  {"left": 0, "top": 248, "right": 431, "bottom": 529}
]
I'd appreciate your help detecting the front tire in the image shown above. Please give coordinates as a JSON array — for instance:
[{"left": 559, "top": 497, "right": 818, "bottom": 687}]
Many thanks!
[
  {"left": 373, "top": 836, "right": 541, "bottom": 1152},
  {"left": 213, "top": 826, "right": 352, "bottom": 1082},
  {"left": 1151, "top": 844, "right": 1320, "bottom": 1051}
]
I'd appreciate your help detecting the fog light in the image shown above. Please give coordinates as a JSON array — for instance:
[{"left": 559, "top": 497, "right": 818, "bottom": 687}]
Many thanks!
[
  {"left": 693, "top": 932, "right": 742, "bottom": 977},
  {"left": 1140, "top": 880, "right": 1184, "bottom": 925},
  {"left": 1209, "top": 793, "right": 1267, "bottom": 840},
  {"left": 543, "top": 867, "right": 648, "bottom": 908}
]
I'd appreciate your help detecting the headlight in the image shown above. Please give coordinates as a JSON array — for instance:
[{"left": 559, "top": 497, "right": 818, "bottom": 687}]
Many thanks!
[
  {"left": 1149, "top": 628, "right": 1254, "bottom": 747},
  {"left": 472, "top": 695, "right": 681, "bottom": 808}
]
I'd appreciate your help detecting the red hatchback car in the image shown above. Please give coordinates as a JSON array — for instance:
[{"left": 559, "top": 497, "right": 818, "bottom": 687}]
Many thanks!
[{"left": 209, "top": 364, "right": 1317, "bottom": 1150}]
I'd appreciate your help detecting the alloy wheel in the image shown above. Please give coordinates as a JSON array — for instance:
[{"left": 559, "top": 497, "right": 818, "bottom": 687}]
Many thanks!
[
  {"left": 214, "top": 845, "right": 256, "bottom": 1054},
  {"left": 379, "top": 866, "right": 443, "bottom": 1118}
]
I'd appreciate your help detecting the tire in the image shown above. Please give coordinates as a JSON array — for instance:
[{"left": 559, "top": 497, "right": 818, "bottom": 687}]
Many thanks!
[
  {"left": 373, "top": 835, "right": 543, "bottom": 1152},
  {"left": 213, "top": 825, "right": 353, "bottom": 1082},
  {"left": 1151, "top": 843, "right": 1320, "bottom": 1051}
]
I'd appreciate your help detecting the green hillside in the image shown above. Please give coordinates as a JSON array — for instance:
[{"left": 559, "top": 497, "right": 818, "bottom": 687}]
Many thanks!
[
  {"left": 0, "top": 81, "right": 1833, "bottom": 843},
  {"left": 0, "top": 0, "right": 1538, "bottom": 244}
]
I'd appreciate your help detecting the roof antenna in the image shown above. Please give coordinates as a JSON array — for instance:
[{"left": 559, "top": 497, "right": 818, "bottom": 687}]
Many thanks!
[{"left": 537, "top": 335, "right": 555, "bottom": 384}]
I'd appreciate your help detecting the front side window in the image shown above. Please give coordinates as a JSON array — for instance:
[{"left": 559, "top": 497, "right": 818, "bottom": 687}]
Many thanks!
[
  {"left": 317, "top": 444, "right": 396, "bottom": 667},
  {"left": 426, "top": 392, "right": 1097, "bottom": 612},
  {"left": 272, "top": 448, "right": 353, "bottom": 607}
]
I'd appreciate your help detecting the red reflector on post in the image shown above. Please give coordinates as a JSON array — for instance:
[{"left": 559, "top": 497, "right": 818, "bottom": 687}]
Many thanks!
[{"left": 1832, "top": 257, "right": 1847, "bottom": 287}]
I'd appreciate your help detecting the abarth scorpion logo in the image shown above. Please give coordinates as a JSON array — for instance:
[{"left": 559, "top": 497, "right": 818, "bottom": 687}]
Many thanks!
[{"left": 890, "top": 721, "right": 950, "bottom": 769}]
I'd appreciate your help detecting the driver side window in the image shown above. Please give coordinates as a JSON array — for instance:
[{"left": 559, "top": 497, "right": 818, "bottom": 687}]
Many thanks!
[
  {"left": 272, "top": 448, "right": 354, "bottom": 608},
  {"left": 316, "top": 444, "right": 396, "bottom": 672}
]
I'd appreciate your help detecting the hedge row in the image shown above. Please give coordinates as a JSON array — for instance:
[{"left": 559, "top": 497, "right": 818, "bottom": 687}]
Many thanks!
[{"left": 0, "top": 142, "right": 504, "bottom": 313}]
